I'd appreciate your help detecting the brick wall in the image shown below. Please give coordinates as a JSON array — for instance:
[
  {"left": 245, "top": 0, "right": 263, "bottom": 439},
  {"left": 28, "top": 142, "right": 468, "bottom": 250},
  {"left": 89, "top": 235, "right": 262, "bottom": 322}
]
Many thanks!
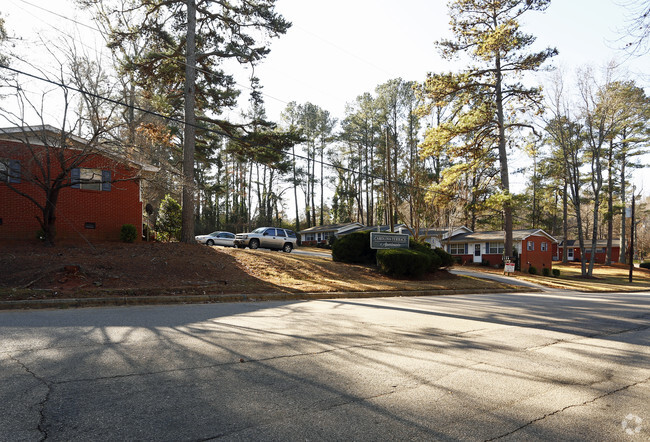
[
  {"left": 519, "top": 235, "right": 553, "bottom": 272},
  {"left": 0, "top": 140, "right": 144, "bottom": 243}
]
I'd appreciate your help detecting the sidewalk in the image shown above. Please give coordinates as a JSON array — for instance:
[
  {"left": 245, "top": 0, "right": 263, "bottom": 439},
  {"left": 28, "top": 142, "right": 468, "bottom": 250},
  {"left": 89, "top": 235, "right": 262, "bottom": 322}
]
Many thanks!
[{"left": 450, "top": 268, "right": 559, "bottom": 292}]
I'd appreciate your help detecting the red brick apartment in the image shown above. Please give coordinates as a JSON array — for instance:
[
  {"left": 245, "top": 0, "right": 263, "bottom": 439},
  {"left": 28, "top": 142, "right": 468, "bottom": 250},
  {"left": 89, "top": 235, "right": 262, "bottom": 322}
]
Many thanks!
[
  {"left": 553, "top": 239, "right": 621, "bottom": 264},
  {"left": 445, "top": 229, "right": 557, "bottom": 272},
  {"left": 0, "top": 125, "right": 157, "bottom": 243}
]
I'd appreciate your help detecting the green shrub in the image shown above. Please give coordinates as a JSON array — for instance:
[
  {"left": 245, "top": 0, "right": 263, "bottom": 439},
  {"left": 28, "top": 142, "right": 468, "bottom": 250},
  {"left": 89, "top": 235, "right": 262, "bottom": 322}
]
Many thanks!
[
  {"left": 434, "top": 248, "right": 455, "bottom": 268},
  {"left": 552, "top": 268, "right": 560, "bottom": 277},
  {"left": 156, "top": 194, "right": 182, "bottom": 242},
  {"left": 528, "top": 266, "right": 537, "bottom": 275},
  {"left": 331, "top": 231, "right": 376, "bottom": 264},
  {"left": 409, "top": 240, "right": 442, "bottom": 272},
  {"left": 640, "top": 262, "right": 650, "bottom": 269},
  {"left": 377, "top": 249, "right": 430, "bottom": 278},
  {"left": 120, "top": 224, "right": 138, "bottom": 243},
  {"left": 542, "top": 267, "right": 550, "bottom": 277}
]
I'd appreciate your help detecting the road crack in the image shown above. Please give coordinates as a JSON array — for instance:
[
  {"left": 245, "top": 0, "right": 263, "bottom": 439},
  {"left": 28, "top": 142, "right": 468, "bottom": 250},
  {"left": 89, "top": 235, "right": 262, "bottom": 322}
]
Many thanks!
[
  {"left": 484, "top": 375, "right": 650, "bottom": 441},
  {"left": 8, "top": 354, "right": 51, "bottom": 441}
]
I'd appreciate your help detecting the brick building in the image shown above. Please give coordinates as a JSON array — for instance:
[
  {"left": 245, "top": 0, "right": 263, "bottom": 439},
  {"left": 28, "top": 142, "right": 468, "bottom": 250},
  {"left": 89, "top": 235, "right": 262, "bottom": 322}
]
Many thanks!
[
  {"left": 553, "top": 239, "right": 621, "bottom": 264},
  {"left": 445, "top": 229, "right": 557, "bottom": 272},
  {"left": 0, "top": 125, "right": 157, "bottom": 243}
]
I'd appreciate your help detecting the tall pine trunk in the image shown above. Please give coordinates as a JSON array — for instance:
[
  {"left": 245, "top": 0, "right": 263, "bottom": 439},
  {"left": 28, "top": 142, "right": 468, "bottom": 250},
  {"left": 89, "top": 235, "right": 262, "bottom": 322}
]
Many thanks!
[
  {"left": 606, "top": 139, "right": 614, "bottom": 265},
  {"left": 494, "top": 49, "right": 513, "bottom": 258},
  {"left": 181, "top": 0, "right": 197, "bottom": 243}
]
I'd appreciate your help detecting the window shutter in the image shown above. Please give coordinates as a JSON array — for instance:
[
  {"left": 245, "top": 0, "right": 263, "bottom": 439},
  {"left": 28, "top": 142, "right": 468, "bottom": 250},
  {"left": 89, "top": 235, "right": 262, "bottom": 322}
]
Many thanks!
[
  {"left": 102, "top": 170, "right": 111, "bottom": 191},
  {"left": 464, "top": 243, "right": 468, "bottom": 254},
  {"left": 71, "top": 168, "right": 80, "bottom": 188},
  {"left": 447, "top": 244, "right": 450, "bottom": 253},
  {"left": 9, "top": 160, "right": 20, "bottom": 183},
  {"left": 486, "top": 242, "right": 489, "bottom": 254}
]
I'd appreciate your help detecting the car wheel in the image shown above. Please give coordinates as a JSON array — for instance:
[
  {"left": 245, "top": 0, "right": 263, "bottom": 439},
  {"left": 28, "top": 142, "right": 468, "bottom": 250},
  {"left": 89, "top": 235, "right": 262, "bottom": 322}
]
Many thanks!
[
  {"left": 206, "top": 239, "right": 214, "bottom": 246},
  {"left": 282, "top": 243, "right": 293, "bottom": 253},
  {"left": 249, "top": 239, "right": 260, "bottom": 250}
]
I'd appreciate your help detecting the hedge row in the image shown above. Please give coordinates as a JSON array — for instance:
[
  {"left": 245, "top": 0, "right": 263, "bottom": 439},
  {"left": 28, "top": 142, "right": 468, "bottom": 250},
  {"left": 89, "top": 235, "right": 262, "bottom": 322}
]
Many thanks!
[{"left": 331, "top": 232, "right": 454, "bottom": 278}]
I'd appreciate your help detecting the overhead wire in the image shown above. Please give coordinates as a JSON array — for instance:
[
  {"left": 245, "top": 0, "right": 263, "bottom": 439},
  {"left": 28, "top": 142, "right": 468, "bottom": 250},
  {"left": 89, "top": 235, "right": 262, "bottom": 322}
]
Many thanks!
[
  {"left": 11, "top": 0, "right": 291, "bottom": 107},
  {"left": 4, "top": 1, "right": 446, "bottom": 198},
  {"left": 0, "top": 63, "right": 443, "bottom": 196}
]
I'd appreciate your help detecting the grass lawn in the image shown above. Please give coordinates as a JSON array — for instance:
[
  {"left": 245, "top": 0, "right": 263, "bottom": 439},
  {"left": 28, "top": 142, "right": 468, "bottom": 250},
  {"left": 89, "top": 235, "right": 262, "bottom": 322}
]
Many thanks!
[{"left": 521, "top": 262, "right": 650, "bottom": 292}]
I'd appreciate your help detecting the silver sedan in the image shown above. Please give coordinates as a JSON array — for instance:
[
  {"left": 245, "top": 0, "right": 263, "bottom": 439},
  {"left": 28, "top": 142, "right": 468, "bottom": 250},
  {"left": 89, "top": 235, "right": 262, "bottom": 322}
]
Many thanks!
[{"left": 194, "top": 231, "right": 236, "bottom": 247}]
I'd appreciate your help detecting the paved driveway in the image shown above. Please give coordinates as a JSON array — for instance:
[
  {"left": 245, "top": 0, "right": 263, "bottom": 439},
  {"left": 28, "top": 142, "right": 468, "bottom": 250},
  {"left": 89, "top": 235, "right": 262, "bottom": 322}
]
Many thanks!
[
  {"left": 1, "top": 291, "right": 648, "bottom": 441},
  {"left": 450, "top": 268, "right": 553, "bottom": 291}
]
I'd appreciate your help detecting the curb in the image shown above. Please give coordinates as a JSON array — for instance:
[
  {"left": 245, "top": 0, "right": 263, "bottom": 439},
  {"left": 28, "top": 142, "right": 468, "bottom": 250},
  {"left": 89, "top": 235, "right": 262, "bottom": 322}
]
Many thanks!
[{"left": 0, "top": 287, "right": 538, "bottom": 310}]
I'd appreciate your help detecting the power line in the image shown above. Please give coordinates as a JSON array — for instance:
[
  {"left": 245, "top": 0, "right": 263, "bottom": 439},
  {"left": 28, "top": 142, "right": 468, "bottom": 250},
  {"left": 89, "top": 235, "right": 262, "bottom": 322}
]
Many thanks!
[
  {"left": 0, "top": 64, "right": 440, "bottom": 196},
  {"left": 12, "top": 0, "right": 291, "bottom": 107}
]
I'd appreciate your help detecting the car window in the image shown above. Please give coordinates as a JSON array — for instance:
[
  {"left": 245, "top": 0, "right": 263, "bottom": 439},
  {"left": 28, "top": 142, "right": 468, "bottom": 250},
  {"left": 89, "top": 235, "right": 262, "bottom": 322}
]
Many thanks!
[
  {"left": 276, "top": 229, "right": 286, "bottom": 237},
  {"left": 264, "top": 228, "right": 277, "bottom": 236},
  {"left": 252, "top": 227, "right": 266, "bottom": 234},
  {"left": 222, "top": 233, "right": 235, "bottom": 239},
  {"left": 285, "top": 230, "right": 296, "bottom": 238}
]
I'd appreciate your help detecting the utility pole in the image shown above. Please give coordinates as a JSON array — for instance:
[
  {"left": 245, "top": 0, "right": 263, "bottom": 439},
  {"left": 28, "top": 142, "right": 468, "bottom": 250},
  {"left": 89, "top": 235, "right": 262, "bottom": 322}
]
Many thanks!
[
  {"left": 629, "top": 186, "right": 635, "bottom": 283},
  {"left": 386, "top": 126, "right": 394, "bottom": 232}
]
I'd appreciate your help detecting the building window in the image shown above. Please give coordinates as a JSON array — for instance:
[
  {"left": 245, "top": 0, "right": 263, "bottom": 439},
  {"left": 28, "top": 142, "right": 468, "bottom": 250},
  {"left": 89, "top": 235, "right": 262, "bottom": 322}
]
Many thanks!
[
  {"left": 541, "top": 242, "right": 548, "bottom": 252},
  {"left": 450, "top": 244, "right": 465, "bottom": 255},
  {"left": 72, "top": 168, "right": 111, "bottom": 191},
  {"left": 84, "top": 222, "right": 96, "bottom": 229},
  {"left": 488, "top": 242, "right": 504, "bottom": 254},
  {"left": 80, "top": 168, "right": 102, "bottom": 191},
  {"left": 0, "top": 159, "right": 21, "bottom": 183},
  {"left": 527, "top": 241, "right": 534, "bottom": 251}
]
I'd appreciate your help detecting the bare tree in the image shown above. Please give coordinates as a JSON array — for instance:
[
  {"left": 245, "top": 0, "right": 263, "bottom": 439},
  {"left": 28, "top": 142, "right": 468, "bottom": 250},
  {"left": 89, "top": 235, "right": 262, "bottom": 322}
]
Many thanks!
[
  {"left": 617, "top": 0, "right": 650, "bottom": 56},
  {"left": 0, "top": 48, "right": 127, "bottom": 245}
]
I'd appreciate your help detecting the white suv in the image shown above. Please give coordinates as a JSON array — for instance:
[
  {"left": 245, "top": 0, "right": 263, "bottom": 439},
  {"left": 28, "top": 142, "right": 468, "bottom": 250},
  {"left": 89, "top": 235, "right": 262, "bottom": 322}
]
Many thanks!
[{"left": 234, "top": 227, "right": 298, "bottom": 253}]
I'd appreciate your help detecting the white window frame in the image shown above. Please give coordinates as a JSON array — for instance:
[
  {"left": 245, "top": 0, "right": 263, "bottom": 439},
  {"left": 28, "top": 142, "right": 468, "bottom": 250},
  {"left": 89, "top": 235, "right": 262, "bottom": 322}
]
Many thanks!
[
  {"left": 527, "top": 241, "right": 534, "bottom": 251},
  {"left": 488, "top": 242, "right": 504, "bottom": 254},
  {"left": 541, "top": 242, "right": 548, "bottom": 252},
  {"left": 450, "top": 244, "right": 465, "bottom": 255}
]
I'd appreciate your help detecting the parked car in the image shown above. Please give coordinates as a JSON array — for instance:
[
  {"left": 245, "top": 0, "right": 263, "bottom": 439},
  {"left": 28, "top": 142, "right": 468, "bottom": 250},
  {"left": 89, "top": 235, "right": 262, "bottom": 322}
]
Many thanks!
[
  {"left": 234, "top": 227, "right": 298, "bottom": 253},
  {"left": 195, "top": 231, "right": 236, "bottom": 247}
]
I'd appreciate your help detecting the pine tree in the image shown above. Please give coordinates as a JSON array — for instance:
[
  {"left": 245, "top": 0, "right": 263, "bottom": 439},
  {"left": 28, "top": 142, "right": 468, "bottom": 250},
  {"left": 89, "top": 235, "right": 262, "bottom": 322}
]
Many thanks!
[{"left": 420, "top": 0, "right": 556, "bottom": 257}]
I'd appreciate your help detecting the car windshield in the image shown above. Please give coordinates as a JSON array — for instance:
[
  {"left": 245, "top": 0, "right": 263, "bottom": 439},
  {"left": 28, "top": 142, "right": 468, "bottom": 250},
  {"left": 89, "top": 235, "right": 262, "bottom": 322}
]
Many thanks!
[
  {"left": 252, "top": 227, "right": 267, "bottom": 234},
  {"left": 209, "top": 232, "right": 220, "bottom": 236}
]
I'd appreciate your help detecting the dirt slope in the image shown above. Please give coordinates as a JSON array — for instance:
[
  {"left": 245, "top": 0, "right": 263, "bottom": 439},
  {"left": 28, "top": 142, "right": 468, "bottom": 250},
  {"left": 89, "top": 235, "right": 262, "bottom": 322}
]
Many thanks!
[{"left": 0, "top": 242, "right": 509, "bottom": 300}]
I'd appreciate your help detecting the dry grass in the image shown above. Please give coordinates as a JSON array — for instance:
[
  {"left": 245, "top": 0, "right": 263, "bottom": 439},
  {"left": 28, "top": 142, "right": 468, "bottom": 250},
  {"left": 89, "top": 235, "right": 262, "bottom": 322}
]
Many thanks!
[
  {"left": 464, "top": 261, "right": 650, "bottom": 292},
  {"left": 0, "top": 242, "right": 520, "bottom": 301}
]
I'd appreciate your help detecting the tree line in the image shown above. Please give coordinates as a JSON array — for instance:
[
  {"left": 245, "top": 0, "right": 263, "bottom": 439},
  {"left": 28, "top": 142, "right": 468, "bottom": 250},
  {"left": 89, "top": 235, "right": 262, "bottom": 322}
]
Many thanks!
[{"left": 0, "top": 0, "right": 648, "bottom": 277}]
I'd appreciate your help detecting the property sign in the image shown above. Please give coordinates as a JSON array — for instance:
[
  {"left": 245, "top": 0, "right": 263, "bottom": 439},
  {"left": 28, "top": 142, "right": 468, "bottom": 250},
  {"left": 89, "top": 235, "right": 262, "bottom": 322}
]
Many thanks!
[
  {"left": 370, "top": 232, "right": 410, "bottom": 250},
  {"left": 504, "top": 263, "right": 515, "bottom": 274}
]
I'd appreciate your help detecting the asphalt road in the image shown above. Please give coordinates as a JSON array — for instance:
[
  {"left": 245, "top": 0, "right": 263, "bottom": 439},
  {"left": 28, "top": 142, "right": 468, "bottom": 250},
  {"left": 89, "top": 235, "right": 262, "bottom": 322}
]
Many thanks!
[{"left": 1, "top": 290, "right": 648, "bottom": 441}]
